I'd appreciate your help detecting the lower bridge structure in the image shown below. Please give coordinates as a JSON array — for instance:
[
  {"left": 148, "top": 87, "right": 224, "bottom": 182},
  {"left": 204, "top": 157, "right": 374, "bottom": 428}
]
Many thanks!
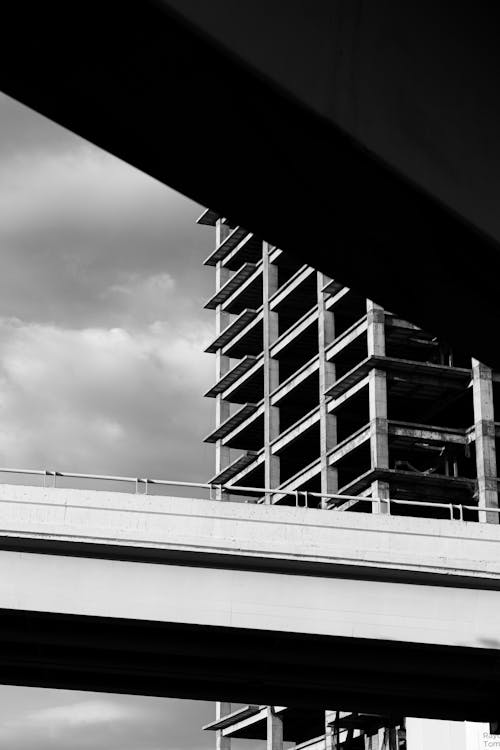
[{"left": 0, "top": 481, "right": 499, "bottom": 726}]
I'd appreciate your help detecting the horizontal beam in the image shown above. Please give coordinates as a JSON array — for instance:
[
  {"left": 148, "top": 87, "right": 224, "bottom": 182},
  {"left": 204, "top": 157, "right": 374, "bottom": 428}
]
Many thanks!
[
  {"left": 269, "top": 265, "right": 315, "bottom": 310},
  {"left": 271, "top": 407, "right": 320, "bottom": 454},
  {"left": 270, "top": 308, "right": 318, "bottom": 358},
  {"left": 388, "top": 421, "right": 468, "bottom": 446},
  {"left": 271, "top": 357, "right": 319, "bottom": 404}
]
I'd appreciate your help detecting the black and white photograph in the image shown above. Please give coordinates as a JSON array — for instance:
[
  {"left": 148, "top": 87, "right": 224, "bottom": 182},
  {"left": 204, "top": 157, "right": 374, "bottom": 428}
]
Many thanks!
[{"left": 0, "top": 3, "right": 499, "bottom": 749}]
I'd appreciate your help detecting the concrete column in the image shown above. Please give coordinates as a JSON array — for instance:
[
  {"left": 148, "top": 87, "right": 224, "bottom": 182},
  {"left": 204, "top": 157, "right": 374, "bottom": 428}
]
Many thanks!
[
  {"left": 384, "top": 727, "right": 398, "bottom": 750},
  {"left": 267, "top": 707, "right": 283, "bottom": 750},
  {"left": 318, "top": 274, "right": 338, "bottom": 506},
  {"left": 363, "top": 730, "right": 380, "bottom": 750},
  {"left": 472, "top": 358, "right": 498, "bottom": 523},
  {"left": 215, "top": 220, "right": 232, "bottom": 497},
  {"left": 364, "top": 727, "right": 397, "bottom": 750},
  {"left": 367, "top": 300, "right": 390, "bottom": 512},
  {"left": 325, "top": 710, "right": 338, "bottom": 750},
  {"left": 263, "top": 242, "right": 280, "bottom": 494},
  {"left": 216, "top": 701, "right": 231, "bottom": 750}
]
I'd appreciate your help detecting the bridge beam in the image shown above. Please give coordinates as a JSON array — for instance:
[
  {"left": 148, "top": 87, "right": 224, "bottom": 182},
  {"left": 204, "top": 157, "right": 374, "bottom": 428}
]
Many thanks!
[{"left": 0, "top": 484, "right": 498, "bottom": 718}]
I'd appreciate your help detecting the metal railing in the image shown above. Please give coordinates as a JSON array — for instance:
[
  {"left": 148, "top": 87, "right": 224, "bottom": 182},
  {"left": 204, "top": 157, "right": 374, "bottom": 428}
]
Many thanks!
[{"left": 0, "top": 467, "right": 496, "bottom": 522}]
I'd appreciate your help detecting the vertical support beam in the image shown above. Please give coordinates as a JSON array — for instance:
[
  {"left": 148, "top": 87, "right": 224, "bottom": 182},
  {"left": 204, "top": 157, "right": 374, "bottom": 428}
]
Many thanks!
[
  {"left": 363, "top": 730, "right": 380, "bottom": 750},
  {"left": 318, "top": 274, "right": 338, "bottom": 506},
  {"left": 325, "top": 710, "right": 338, "bottom": 750},
  {"left": 263, "top": 242, "right": 280, "bottom": 494},
  {"left": 267, "top": 707, "right": 283, "bottom": 750},
  {"left": 472, "top": 358, "right": 498, "bottom": 523},
  {"left": 364, "top": 726, "right": 397, "bottom": 750},
  {"left": 385, "top": 727, "right": 398, "bottom": 750},
  {"left": 215, "top": 219, "right": 232, "bottom": 497},
  {"left": 367, "top": 300, "right": 390, "bottom": 512},
  {"left": 215, "top": 702, "right": 231, "bottom": 750}
]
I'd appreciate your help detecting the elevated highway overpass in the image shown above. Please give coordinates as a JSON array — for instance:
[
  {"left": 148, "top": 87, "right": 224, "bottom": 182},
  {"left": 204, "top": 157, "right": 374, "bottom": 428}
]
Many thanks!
[
  {"left": 2, "top": 2, "right": 500, "bottom": 366},
  {"left": 0, "top": 480, "right": 499, "bottom": 721}
]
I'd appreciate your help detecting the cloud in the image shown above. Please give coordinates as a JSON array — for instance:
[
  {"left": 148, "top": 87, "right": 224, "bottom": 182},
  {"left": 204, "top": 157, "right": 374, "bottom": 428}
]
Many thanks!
[
  {"left": 0, "top": 93, "right": 81, "bottom": 158},
  {"left": 0, "top": 316, "right": 214, "bottom": 480},
  {"left": 22, "top": 699, "right": 137, "bottom": 726},
  {"left": 0, "top": 94, "right": 233, "bottom": 744},
  {"left": 0, "top": 100, "right": 219, "bottom": 482},
  {"left": 0, "top": 140, "right": 213, "bottom": 328},
  {"left": 0, "top": 694, "right": 215, "bottom": 750}
]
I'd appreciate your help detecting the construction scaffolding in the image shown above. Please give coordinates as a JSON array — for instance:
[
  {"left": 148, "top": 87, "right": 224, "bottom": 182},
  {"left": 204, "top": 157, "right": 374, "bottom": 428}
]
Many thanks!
[{"left": 199, "top": 209, "right": 499, "bottom": 749}]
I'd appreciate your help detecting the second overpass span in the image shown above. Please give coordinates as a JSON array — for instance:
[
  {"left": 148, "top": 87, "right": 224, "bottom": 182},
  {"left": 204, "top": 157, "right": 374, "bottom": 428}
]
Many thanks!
[{"left": 0, "top": 481, "right": 498, "bottom": 720}]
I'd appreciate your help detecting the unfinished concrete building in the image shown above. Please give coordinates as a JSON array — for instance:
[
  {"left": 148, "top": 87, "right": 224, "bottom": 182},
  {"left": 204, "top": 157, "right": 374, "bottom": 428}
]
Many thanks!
[{"left": 198, "top": 208, "right": 499, "bottom": 749}]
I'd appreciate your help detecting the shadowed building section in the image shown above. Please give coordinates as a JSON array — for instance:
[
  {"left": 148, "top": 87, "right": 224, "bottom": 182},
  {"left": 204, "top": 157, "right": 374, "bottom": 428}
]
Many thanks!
[
  {"left": 1, "top": 2, "right": 500, "bottom": 365},
  {"left": 200, "top": 215, "right": 500, "bottom": 748}
]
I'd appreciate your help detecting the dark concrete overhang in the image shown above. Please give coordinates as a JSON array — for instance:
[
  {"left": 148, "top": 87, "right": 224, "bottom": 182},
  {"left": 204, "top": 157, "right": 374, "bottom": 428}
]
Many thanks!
[{"left": 1, "top": 2, "right": 500, "bottom": 367}]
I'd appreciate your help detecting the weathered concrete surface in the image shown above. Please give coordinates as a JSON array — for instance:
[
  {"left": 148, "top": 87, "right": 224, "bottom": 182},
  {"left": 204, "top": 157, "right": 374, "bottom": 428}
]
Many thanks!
[
  {"left": 0, "top": 483, "right": 499, "bottom": 582},
  {"left": 0, "top": 484, "right": 500, "bottom": 718},
  {"left": 0, "top": 484, "right": 500, "bottom": 650}
]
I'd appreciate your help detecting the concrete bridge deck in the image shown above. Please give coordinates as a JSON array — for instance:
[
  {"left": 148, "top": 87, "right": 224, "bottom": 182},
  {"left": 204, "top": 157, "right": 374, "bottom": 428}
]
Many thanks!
[{"left": 0, "top": 483, "right": 499, "bottom": 721}]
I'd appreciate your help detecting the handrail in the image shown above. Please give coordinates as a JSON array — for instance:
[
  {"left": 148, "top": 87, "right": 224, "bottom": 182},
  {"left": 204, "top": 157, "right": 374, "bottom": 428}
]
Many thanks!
[{"left": 0, "top": 467, "right": 495, "bottom": 521}]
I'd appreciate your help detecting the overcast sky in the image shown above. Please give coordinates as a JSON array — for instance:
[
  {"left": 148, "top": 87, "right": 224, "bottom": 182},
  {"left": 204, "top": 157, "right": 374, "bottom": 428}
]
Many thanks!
[
  {"left": 0, "top": 92, "right": 224, "bottom": 748},
  {"left": 0, "top": 91, "right": 216, "bottom": 480}
]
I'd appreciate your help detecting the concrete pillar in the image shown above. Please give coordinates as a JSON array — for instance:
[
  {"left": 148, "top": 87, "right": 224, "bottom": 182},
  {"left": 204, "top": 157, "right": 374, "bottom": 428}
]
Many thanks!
[
  {"left": 318, "top": 274, "right": 338, "bottom": 506},
  {"left": 370, "top": 727, "right": 397, "bottom": 750},
  {"left": 367, "top": 300, "right": 390, "bottom": 512},
  {"left": 267, "top": 707, "right": 283, "bottom": 750},
  {"left": 363, "top": 730, "right": 380, "bottom": 750},
  {"left": 263, "top": 243, "right": 280, "bottom": 495},
  {"left": 216, "top": 701, "right": 231, "bottom": 750},
  {"left": 325, "top": 710, "right": 338, "bottom": 750},
  {"left": 215, "top": 220, "right": 232, "bottom": 497},
  {"left": 364, "top": 727, "right": 397, "bottom": 750},
  {"left": 384, "top": 727, "right": 398, "bottom": 750},
  {"left": 472, "top": 358, "right": 498, "bottom": 523}
]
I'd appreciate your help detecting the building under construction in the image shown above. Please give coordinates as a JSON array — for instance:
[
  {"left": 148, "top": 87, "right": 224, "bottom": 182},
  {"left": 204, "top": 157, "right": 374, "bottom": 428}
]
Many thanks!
[{"left": 198, "top": 209, "right": 499, "bottom": 749}]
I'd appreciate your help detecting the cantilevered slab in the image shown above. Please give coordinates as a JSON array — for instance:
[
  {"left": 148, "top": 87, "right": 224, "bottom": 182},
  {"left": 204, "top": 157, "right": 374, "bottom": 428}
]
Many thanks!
[
  {"left": 338, "top": 467, "right": 475, "bottom": 502},
  {"left": 205, "top": 264, "right": 259, "bottom": 309},
  {"left": 326, "top": 356, "right": 471, "bottom": 401},
  {"left": 203, "top": 705, "right": 261, "bottom": 732},
  {"left": 322, "top": 280, "right": 345, "bottom": 296},
  {"left": 209, "top": 451, "right": 258, "bottom": 484},
  {"left": 204, "top": 403, "right": 258, "bottom": 443},
  {"left": 204, "top": 355, "right": 258, "bottom": 397},
  {"left": 197, "top": 208, "right": 221, "bottom": 227},
  {"left": 205, "top": 310, "right": 258, "bottom": 353},
  {"left": 204, "top": 227, "right": 249, "bottom": 266},
  {"left": 205, "top": 705, "right": 327, "bottom": 743}
]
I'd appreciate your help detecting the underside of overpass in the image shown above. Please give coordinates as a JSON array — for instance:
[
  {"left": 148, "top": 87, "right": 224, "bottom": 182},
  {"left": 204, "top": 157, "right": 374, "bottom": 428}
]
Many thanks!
[
  {"left": 1, "top": 2, "right": 500, "bottom": 366},
  {"left": 2, "top": 608, "right": 500, "bottom": 723}
]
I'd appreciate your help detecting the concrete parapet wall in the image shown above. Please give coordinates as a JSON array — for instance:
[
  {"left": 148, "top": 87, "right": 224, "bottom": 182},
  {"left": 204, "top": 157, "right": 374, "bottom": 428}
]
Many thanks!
[{"left": 0, "top": 484, "right": 499, "bottom": 585}]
